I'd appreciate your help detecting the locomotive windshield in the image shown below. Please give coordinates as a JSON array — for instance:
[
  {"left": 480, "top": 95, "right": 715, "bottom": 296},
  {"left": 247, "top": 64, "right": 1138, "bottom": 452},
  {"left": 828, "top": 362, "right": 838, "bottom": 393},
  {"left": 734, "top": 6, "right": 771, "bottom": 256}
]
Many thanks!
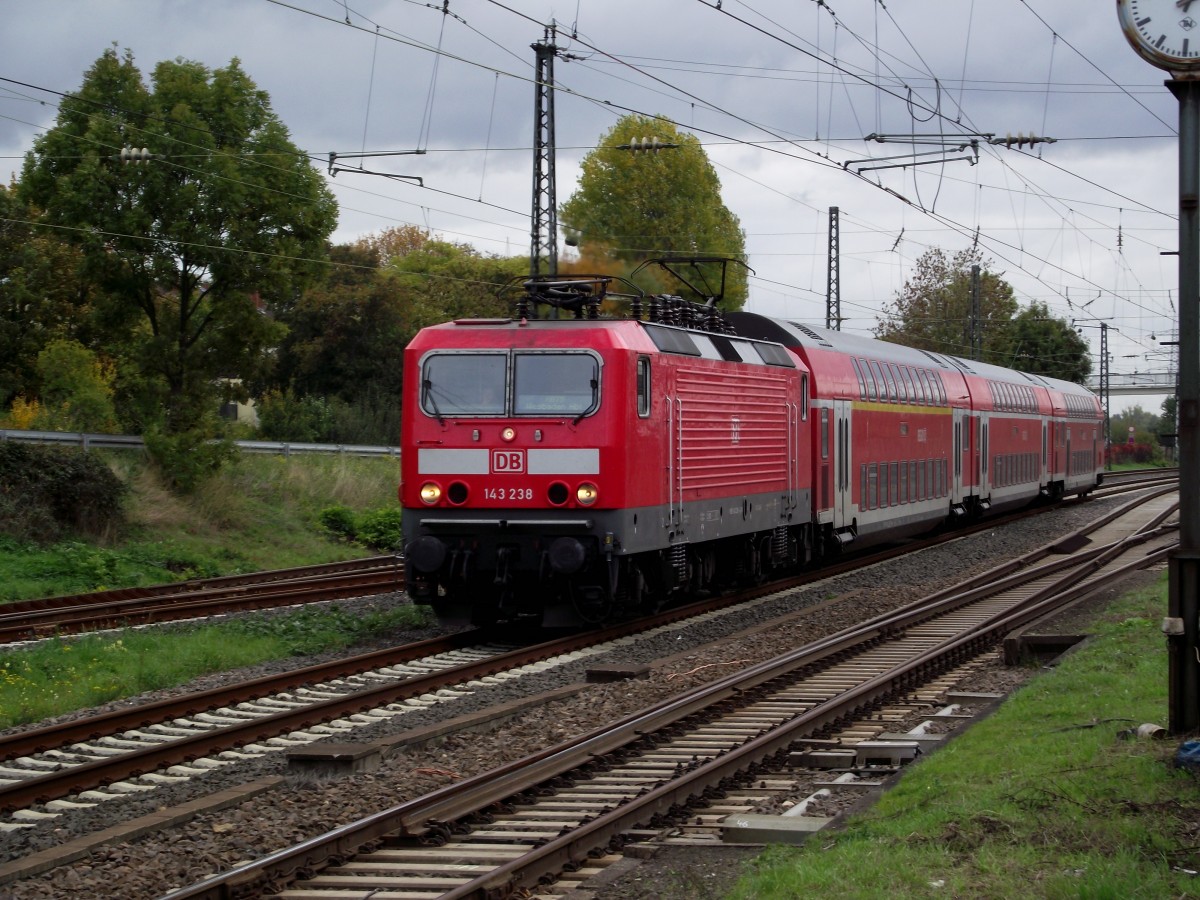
[
  {"left": 513, "top": 352, "right": 598, "bottom": 416},
  {"left": 421, "top": 352, "right": 507, "bottom": 416},
  {"left": 420, "top": 350, "right": 599, "bottom": 418}
]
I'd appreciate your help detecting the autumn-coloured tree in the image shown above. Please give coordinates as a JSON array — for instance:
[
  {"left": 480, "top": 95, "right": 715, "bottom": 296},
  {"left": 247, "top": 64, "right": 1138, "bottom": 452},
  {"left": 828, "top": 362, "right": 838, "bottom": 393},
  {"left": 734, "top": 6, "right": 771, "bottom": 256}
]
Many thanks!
[
  {"left": 878, "top": 247, "right": 1091, "bottom": 384},
  {"left": 560, "top": 114, "right": 747, "bottom": 309},
  {"left": 876, "top": 247, "right": 1018, "bottom": 358}
]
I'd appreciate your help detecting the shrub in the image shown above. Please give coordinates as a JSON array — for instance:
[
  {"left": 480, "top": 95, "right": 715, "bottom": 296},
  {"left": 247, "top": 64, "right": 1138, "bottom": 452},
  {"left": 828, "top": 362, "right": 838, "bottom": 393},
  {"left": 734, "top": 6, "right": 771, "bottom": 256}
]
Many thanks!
[
  {"left": 143, "top": 427, "right": 238, "bottom": 494},
  {"left": 328, "top": 389, "right": 401, "bottom": 446},
  {"left": 317, "top": 504, "right": 403, "bottom": 551},
  {"left": 0, "top": 442, "right": 126, "bottom": 543},
  {"left": 355, "top": 506, "right": 403, "bottom": 551},
  {"left": 34, "top": 340, "right": 119, "bottom": 433},
  {"left": 6, "top": 396, "right": 40, "bottom": 430},
  {"left": 256, "top": 390, "right": 334, "bottom": 443},
  {"left": 318, "top": 505, "right": 357, "bottom": 539},
  {"left": 1108, "top": 442, "right": 1163, "bottom": 466}
]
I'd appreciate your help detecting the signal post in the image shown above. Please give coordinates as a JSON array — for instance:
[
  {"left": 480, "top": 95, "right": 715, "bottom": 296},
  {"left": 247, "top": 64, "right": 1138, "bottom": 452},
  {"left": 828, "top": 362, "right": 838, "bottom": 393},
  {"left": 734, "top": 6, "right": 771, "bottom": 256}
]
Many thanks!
[{"left": 1116, "top": 0, "right": 1200, "bottom": 733}]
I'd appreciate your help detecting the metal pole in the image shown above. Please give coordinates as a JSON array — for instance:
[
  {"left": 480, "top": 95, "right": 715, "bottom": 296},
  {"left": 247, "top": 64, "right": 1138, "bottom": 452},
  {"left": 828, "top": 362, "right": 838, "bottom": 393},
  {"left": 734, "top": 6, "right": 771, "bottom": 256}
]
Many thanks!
[
  {"left": 970, "top": 264, "right": 981, "bottom": 361},
  {"left": 1101, "top": 322, "right": 1111, "bottom": 462},
  {"left": 530, "top": 32, "right": 558, "bottom": 278},
  {"left": 826, "top": 207, "right": 841, "bottom": 330},
  {"left": 1166, "top": 77, "right": 1200, "bottom": 735}
]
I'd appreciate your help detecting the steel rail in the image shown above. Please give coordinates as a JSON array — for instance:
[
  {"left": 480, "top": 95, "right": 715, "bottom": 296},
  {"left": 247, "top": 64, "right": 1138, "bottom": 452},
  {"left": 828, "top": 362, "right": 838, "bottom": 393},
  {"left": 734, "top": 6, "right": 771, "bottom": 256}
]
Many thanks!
[
  {"left": 0, "top": 486, "right": 1173, "bottom": 815},
  {"left": 0, "top": 556, "right": 402, "bottom": 615},
  {"left": 0, "top": 471, "right": 1169, "bottom": 645},
  {"left": 160, "top": 489, "right": 1176, "bottom": 900},
  {"left": 447, "top": 534, "right": 1176, "bottom": 900},
  {"left": 0, "top": 569, "right": 404, "bottom": 644},
  {"left": 0, "top": 631, "right": 483, "bottom": 761}
]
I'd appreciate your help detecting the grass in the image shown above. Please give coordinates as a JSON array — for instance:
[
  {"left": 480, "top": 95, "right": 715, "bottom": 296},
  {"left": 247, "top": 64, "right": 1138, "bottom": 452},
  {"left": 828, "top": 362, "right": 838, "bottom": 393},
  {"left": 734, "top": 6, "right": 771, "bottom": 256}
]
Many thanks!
[
  {"left": 0, "top": 602, "right": 432, "bottom": 729},
  {"left": 0, "top": 450, "right": 434, "bottom": 731},
  {"left": 729, "top": 571, "right": 1200, "bottom": 899},
  {"left": 0, "top": 451, "right": 403, "bottom": 601}
]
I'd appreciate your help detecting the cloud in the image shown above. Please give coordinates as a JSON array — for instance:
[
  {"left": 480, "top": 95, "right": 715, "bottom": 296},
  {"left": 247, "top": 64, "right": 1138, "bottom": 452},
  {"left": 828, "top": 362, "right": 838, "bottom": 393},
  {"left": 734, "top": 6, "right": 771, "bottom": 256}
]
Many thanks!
[{"left": 0, "top": 0, "right": 1182, "bottom": 405}]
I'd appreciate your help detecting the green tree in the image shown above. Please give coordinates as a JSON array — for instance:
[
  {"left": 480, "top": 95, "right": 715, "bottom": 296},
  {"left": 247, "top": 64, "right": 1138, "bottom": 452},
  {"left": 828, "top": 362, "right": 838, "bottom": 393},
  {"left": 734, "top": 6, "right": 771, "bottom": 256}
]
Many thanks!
[
  {"left": 992, "top": 302, "right": 1092, "bottom": 383},
  {"left": 265, "top": 233, "right": 523, "bottom": 444},
  {"left": 387, "top": 235, "right": 523, "bottom": 328},
  {"left": 18, "top": 47, "right": 337, "bottom": 434},
  {"left": 0, "top": 184, "right": 95, "bottom": 406},
  {"left": 1160, "top": 394, "right": 1177, "bottom": 442},
  {"left": 1110, "top": 403, "right": 1166, "bottom": 465},
  {"left": 877, "top": 247, "right": 1018, "bottom": 358},
  {"left": 877, "top": 248, "right": 1092, "bottom": 384},
  {"left": 1111, "top": 404, "right": 1161, "bottom": 445},
  {"left": 31, "top": 339, "right": 119, "bottom": 433},
  {"left": 559, "top": 114, "right": 747, "bottom": 309}
]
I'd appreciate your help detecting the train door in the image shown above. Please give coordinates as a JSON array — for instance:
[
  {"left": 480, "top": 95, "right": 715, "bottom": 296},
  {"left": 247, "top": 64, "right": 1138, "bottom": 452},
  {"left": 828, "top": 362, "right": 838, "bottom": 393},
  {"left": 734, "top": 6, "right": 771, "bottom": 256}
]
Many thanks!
[
  {"left": 833, "top": 399, "right": 853, "bottom": 531},
  {"left": 979, "top": 414, "right": 990, "bottom": 498},
  {"left": 952, "top": 407, "right": 968, "bottom": 503},
  {"left": 1041, "top": 420, "right": 1048, "bottom": 485},
  {"left": 1048, "top": 419, "right": 1059, "bottom": 479}
]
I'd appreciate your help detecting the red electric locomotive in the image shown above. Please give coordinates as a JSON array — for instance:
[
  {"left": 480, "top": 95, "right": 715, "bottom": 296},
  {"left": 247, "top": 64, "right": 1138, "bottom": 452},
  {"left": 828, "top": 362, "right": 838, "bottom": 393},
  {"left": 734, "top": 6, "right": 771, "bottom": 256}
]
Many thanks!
[
  {"left": 401, "top": 275, "right": 814, "bottom": 626},
  {"left": 401, "top": 271, "right": 1105, "bottom": 627}
]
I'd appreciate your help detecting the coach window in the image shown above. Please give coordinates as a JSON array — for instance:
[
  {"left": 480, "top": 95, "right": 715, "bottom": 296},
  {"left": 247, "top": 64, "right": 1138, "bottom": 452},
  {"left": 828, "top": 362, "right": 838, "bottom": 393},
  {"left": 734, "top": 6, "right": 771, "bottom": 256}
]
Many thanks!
[
  {"left": 869, "top": 360, "right": 888, "bottom": 402},
  {"left": 900, "top": 366, "right": 916, "bottom": 403},
  {"left": 933, "top": 371, "right": 947, "bottom": 405},
  {"left": 861, "top": 359, "right": 877, "bottom": 401},
  {"left": 882, "top": 363, "right": 898, "bottom": 402},
  {"left": 637, "top": 356, "right": 651, "bottom": 418},
  {"left": 915, "top": 369, "right": 930, "bottom": 405},
  {"left": 421, "top": 352, "right": 508, "bottom": 416},
  {"left": 513, "top": 351, "right": 600, "bottom": 417},
  {"left": 821, "top": 407, "right": 830, "bottom": 459},
  {"left": 851, "top": 358, "right": 867, "bottom": 400},
  {"left": 802, "top": 374, "right": 810, "bottom": 420},
  {"left": 888, "top": 364, "right": 907, "bottom": 403}
]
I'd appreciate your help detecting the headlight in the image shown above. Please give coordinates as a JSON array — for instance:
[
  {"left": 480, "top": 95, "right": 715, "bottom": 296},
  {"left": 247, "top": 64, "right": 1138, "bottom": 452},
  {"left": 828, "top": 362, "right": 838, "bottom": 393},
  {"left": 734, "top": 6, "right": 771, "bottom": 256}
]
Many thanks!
[
  {"left": 501, "top": 426, "right": 517, "bottom": 442},
  {"left": 576, "top": 482, "right": 598, "bottom": 506},
  {"left": 419, "top": 482, "right": 442, "bottom": 505}
]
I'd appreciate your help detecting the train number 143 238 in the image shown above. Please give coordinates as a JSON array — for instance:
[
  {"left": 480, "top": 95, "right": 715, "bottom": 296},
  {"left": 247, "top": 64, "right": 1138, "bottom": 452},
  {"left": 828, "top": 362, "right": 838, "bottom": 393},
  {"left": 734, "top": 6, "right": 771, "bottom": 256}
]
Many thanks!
[{"left": 484, "top": 487, "right": 533, "bottom": 500}]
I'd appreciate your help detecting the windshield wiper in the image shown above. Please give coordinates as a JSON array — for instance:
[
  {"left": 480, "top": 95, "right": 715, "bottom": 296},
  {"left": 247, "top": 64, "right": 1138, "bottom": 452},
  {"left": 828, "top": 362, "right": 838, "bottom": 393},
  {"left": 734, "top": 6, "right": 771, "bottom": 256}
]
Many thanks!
[
  {"left": 572, "top": 378, "right": 599, "bottom": 425},
  {"left": 422, "top": 379, "right": 445, "bottom": 425}
]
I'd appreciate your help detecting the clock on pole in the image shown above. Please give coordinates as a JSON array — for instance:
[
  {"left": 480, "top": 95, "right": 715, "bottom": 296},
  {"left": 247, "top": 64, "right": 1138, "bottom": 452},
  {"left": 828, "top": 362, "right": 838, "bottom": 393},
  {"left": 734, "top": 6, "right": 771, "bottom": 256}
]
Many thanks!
[
  {"left": 1117, "top": 0, "right": 1200, "bottom": 735},
  {"left": 1117, "top": 0, "right": 1200, "bottom": 73}
]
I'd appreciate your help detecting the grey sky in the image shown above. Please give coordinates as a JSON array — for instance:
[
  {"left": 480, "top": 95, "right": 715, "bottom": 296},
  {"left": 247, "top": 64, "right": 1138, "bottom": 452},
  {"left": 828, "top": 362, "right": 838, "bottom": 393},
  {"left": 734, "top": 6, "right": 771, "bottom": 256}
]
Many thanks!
[{"left": 0, "top": 1, "right": 1183, "bottom": 413}]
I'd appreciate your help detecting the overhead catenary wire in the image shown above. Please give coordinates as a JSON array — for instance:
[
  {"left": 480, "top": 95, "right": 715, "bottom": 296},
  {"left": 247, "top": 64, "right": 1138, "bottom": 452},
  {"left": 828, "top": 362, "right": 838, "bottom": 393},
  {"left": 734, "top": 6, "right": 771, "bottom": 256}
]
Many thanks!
[{"left": 0, "top": 0, "right": 1180, "bottom": 371}]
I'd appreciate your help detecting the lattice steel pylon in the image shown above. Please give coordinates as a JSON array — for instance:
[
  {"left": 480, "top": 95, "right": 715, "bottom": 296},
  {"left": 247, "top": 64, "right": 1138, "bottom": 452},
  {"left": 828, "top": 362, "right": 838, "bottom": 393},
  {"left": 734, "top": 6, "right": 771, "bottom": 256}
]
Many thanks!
[
  {"left": 826, "top": 207, "right": 841, "bottom": 330},
  {"left": 1099, "top": 321, "right": 1111, "bottom": 449},
  {"left": 530, "top": 30, "right": 558, "bottom": 277}
]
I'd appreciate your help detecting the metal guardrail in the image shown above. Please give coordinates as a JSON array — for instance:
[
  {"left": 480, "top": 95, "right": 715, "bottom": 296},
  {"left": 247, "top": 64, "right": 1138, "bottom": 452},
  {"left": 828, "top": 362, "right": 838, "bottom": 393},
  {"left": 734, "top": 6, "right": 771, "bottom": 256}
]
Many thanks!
[{"left": 0, "top": 429, "right": 400, "bottom": 458}]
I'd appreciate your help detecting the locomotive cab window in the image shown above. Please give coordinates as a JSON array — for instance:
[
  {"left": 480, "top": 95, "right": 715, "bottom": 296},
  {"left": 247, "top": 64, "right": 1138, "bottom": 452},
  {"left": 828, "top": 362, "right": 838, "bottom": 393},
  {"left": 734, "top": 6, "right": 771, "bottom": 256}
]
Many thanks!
[
  {"left": 637, "top": 356, "right": 651, "bottom": 418},
  {"left": 513, "top": 351, "right": 600, "bottom": 417},
  {"left": 421, "top": 352, "right": 508, "bottom": 416}
]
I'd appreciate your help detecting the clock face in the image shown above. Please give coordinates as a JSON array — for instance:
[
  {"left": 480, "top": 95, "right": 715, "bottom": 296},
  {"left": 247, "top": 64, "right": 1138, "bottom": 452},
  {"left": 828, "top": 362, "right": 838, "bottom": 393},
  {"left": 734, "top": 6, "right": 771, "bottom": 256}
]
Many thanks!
[{"left": 1118, "top": 0, "right": 1200, "bottom": 70}]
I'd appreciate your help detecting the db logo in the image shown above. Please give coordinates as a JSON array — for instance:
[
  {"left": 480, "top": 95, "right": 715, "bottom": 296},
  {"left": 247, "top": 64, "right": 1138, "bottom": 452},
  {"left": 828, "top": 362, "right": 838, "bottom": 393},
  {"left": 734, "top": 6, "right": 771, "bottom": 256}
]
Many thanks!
[{"left": 491, "top": 449, "right": 525, "bottom": 473}]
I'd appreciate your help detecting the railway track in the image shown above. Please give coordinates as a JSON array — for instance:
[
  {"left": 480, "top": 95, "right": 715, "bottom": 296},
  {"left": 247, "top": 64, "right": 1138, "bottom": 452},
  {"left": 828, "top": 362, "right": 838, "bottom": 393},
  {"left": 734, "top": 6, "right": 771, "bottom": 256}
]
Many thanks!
[
  {"left": 0, "top": 469, "right": 1174, "bottom": 647},
  {"left": 0, "top": 556, "right": 405, "bottom": 645},
  {"left": 158, "top": 486, "right": 1177, "bottom": 900},
  {"left": 0, "top": 477, "right": 1177, "bottom": 833}
]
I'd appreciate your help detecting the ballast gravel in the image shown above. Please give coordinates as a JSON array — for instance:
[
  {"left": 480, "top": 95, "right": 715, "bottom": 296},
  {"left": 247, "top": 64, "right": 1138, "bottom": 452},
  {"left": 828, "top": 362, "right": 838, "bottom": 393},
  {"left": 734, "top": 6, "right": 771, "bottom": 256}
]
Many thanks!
[{"left": 0, "top": 496, "right": 1143, "bottom": 899}]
